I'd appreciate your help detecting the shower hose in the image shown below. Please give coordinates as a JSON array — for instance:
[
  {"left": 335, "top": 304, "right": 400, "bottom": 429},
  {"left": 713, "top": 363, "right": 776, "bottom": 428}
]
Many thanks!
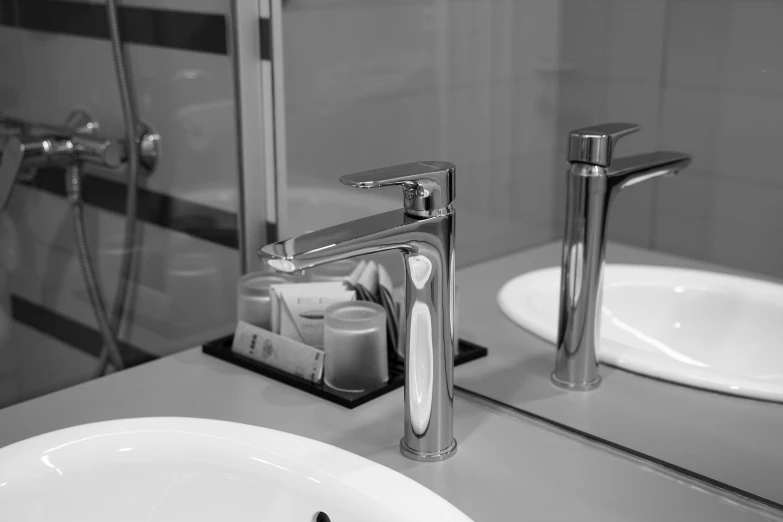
[
  {"left": 68, "top": 0, "right": 142, "bottom": 376},
  {"left": 67, "top": 165, "right": 125, "bottom": 373}
]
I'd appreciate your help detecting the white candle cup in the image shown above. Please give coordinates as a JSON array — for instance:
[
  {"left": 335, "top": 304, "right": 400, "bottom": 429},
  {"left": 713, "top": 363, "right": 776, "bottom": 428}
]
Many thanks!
[
  {"left": 237, "top": 272, "right": 293, "bottom": 331},
  {"left": 324, "top": 301, "right": 388, "bottom": 392}
]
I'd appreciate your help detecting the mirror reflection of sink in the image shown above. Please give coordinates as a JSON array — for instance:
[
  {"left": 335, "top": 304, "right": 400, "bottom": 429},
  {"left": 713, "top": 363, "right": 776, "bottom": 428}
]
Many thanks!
[
  {"left": 498, "top": 265, "right": 783, "bottom": 402},
  {"left": 0, "top": 417, "right": 473, "bottom": 522}
]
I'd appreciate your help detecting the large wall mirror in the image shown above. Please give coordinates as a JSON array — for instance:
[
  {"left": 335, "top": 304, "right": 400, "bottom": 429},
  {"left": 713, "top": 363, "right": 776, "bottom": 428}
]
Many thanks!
[{"left": 279, "top": 0, "right": 783, "bottom": 508}]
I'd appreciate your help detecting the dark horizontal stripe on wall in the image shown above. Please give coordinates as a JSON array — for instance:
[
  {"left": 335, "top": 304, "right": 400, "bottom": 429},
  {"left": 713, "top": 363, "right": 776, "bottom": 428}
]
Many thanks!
[
  {"left": 259, "top": 16, "right": 272, "bottom": 61},
  {"left": 0, "top": 0, "right": 18, "bottom": 26},
  {"left": 23, "top": 166, "right": 239, "bottom": 250},
  {"left": 11, "top": 294, "right": 156, "bottom": 367},
  {"left": 0, "top": 0, "right": 227, "bottom": 55}
]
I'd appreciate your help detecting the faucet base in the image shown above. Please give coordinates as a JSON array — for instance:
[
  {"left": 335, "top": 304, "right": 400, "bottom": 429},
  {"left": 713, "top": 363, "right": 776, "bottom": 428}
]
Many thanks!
[
  {"left": 550, "top": 372, "right": 602, "bottom": 391},
  {"left": 399, "top": 438, "right": 458, "bottom": 462}
]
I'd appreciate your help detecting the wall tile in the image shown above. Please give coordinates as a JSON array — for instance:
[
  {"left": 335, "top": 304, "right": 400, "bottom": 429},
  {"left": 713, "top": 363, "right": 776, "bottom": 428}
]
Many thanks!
[
  {"left": 653, "top": 174, "right": 783, "bottom": 277},
  {"left": 655, "top": 214, "right": 713, "bottom": 263},
  {"left": 603, "top": 82, "right": 662, "bottom": 153},
  {"left": 664, "top": 0, "right": 732, "bottom": 89},
  {"left": 449, "top": 0, "right": 563, "bottom": 86},
  {"left": 6, "top": 186, "right": 75, "bottom": 252},
  {"left": 286, "top": 181, "right": 398, "bottom": 238},
  {"left": 286, "top": 90, "right": 440, "bottom": 182},
  {"left": 284, "top": 0, "right": 564, "bottom": 113},
  {"left": 558, "top": 0, "right": 611, "bottom": 80},
  {"left": 3, "top": 29, "right": 239, "bottom": 211},
  {"left": 282, "top": 0, "right": 783, "bottom": 280},
  {"left": 0, "top": 28, "right": 27, "bottom": 114},
  {"left": 712, "top": 91, "right": 783, "bottom": 188},
  {"left": 0, "top": 2, "right": 243, "bottom": 407},
  {"left": 722, "top": 1, "right": 783, "bottom": 94},
  {"left": 78, "top": 0, "right": 229, "bottom": 13},
  {"left": 710, "top": 178, "right": 783, "bottom": 232},
  {"left": 9, "top": 222, "right": 238, "bottom": 358},
  {"left": 707, "top": 219, "right": 783, "bottom": 277},
  {"left": 653, "top": 175, "right": 718, "bottom": 260},
  {"left": 658, "top": 87, "right": 720, "bottom": 177},
  {"left": 601, "top": 82, "right": 663, "bottom": 247},
  {"left": 0, "top": 323, "right": 96, "bottom": 409},
  {"left": 606, "top": 0, "right": 667, "bottom": 83},
  {"left": 283, "top": 2, "right": 439, "bottom": 111},
  {"left": 507, "top": 149, "right": 562, "bottom": 232},
  {"left": 555, "top": 75, "right": 607, "bottom": 140}
]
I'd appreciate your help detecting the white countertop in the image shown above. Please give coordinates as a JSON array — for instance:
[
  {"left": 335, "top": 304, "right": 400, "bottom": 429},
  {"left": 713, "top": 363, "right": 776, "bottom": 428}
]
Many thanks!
[
  {"left": 0, "top": 343, "right": 780, "bottom": 520},
  {"left": 455, "top": 241, "right": 783, "bottom": 506}
]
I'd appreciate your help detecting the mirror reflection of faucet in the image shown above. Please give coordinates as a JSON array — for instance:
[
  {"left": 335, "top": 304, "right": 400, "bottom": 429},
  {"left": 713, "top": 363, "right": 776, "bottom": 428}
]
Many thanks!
[{"left": 553, "top": 122, "right": 692, "bottom": 390}]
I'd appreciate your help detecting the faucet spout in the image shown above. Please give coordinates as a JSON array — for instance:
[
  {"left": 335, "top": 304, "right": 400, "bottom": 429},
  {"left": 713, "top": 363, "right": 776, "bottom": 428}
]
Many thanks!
[
  {"left": 257, "top": 209, "right": 417, "bottom": 273},
  {"left": 609, "top": 151, "right": 692, "bottom": 191}
]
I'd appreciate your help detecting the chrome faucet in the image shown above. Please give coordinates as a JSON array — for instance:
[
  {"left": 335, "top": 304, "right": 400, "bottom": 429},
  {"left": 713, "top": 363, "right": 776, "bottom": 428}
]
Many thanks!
[
  {"left": 258, "top": 161, "right": 457, "bottom": 462},
  {"left": 552, "top": 123, "right": 692, "bottom": 390}
]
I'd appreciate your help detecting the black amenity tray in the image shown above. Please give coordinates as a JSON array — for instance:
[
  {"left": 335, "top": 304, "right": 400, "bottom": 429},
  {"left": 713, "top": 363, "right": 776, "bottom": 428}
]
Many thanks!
[{"left": 203, "top": 335, "right": 487, "bottom": 409}]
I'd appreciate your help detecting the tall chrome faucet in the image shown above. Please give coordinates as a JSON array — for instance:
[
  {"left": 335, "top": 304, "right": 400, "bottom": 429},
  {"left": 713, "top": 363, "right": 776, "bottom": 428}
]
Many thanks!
[
  {"left": 258, "top": 161, "right": 457, "bottom": 461},
  {"left": 552, "top": 123, "right": 692, "bottom": 390}
]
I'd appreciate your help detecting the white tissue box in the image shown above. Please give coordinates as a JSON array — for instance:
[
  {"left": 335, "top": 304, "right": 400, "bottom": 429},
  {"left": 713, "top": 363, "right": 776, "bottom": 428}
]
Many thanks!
[
  {"left": 231, "top": 321, "right": 324, "bottom": 383},
  {"left": 270, "top": 282, "right": 355, "bottom": 348}
]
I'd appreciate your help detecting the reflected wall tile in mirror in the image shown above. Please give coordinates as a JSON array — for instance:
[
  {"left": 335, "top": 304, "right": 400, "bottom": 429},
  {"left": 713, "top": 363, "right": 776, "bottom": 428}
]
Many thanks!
[
  {"left": 506, "top": 149, "right": 562, "bottom": 232},
  {"left": 652, "top": 175, "right": 716, "bottom": 261},
  {"left": 445, "top": 78, "right": 559, "bottom": 223},
  {"left": 657, "top": 175, "right": 783, "bottom": 277},
  {"left": 448, "top": 0, "right": 562, "bottom": 86},
  {"left": 649, "top": 172, "right": 783, "bottom": 277},
  {"left": 712, "top": 91, "right": 783, "bottom": 188},
  {"left": 658, "top": 86, "right": 720, "bottom": 177},
  {"left": 74, "top": 0, "right": 229, "bottom": 14},
  {"left": 286, "top": 90, "right": 440, "bottom": 183},
  {"left": 6, "top": 187, "right": 75, "bottom": 252},
  {"left": 722, "top": 0, "right": 783, "bottom": 95},
  {"left": 603, "top": 82, "right": 662, "bottom": 153},
  {"left": 555, "top": 75, "right": 607, "bottom": 139},
  {"left": 607, "top": 185, "right": 656, "bottom": 248},
  {"left": 3, "top": 323, "right": 97, "bottom": 408},
  {"left": 606, "top": 0, "right": 667, "bottom": 84},
  {"left": 601, "top": 81, "right": 664, "bottom": 248},
  {"left": 664, "top": 0, "right": 731, "bottom": 89},
  {"left": 710, "top": 179, "right": 783, "bottom": 237},
  {"left": 558, "top": 0, "right": 611, "bottom": 81},
  {"left": 283, "top": 1, "right": 439, "bottom": 111},
  {"left": 6, "top": 27, "right": 238, "bottom": 211},
  {"left": 707, "top": 218, "right": 783, "bottom": 278},
  {"left": 0, "top": 27, "right": 26, "bottom": 114}
]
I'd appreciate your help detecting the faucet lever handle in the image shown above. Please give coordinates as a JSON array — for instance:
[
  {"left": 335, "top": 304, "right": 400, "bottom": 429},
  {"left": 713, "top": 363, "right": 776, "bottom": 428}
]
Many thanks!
[
  {"left": 568, "top": 122, "right": 640, "bottom": 167},
  {"left": 340, "top": 161, "right": 456, "bottom": 217}
]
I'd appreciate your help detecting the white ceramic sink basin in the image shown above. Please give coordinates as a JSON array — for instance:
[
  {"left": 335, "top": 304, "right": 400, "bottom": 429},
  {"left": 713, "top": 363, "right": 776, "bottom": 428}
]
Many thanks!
[
  {"left": 498, "top": 265, "right": 783, "bottom": 402},
  {"left": 0, "top": 417, "right": 473, "bottom": 522}
]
